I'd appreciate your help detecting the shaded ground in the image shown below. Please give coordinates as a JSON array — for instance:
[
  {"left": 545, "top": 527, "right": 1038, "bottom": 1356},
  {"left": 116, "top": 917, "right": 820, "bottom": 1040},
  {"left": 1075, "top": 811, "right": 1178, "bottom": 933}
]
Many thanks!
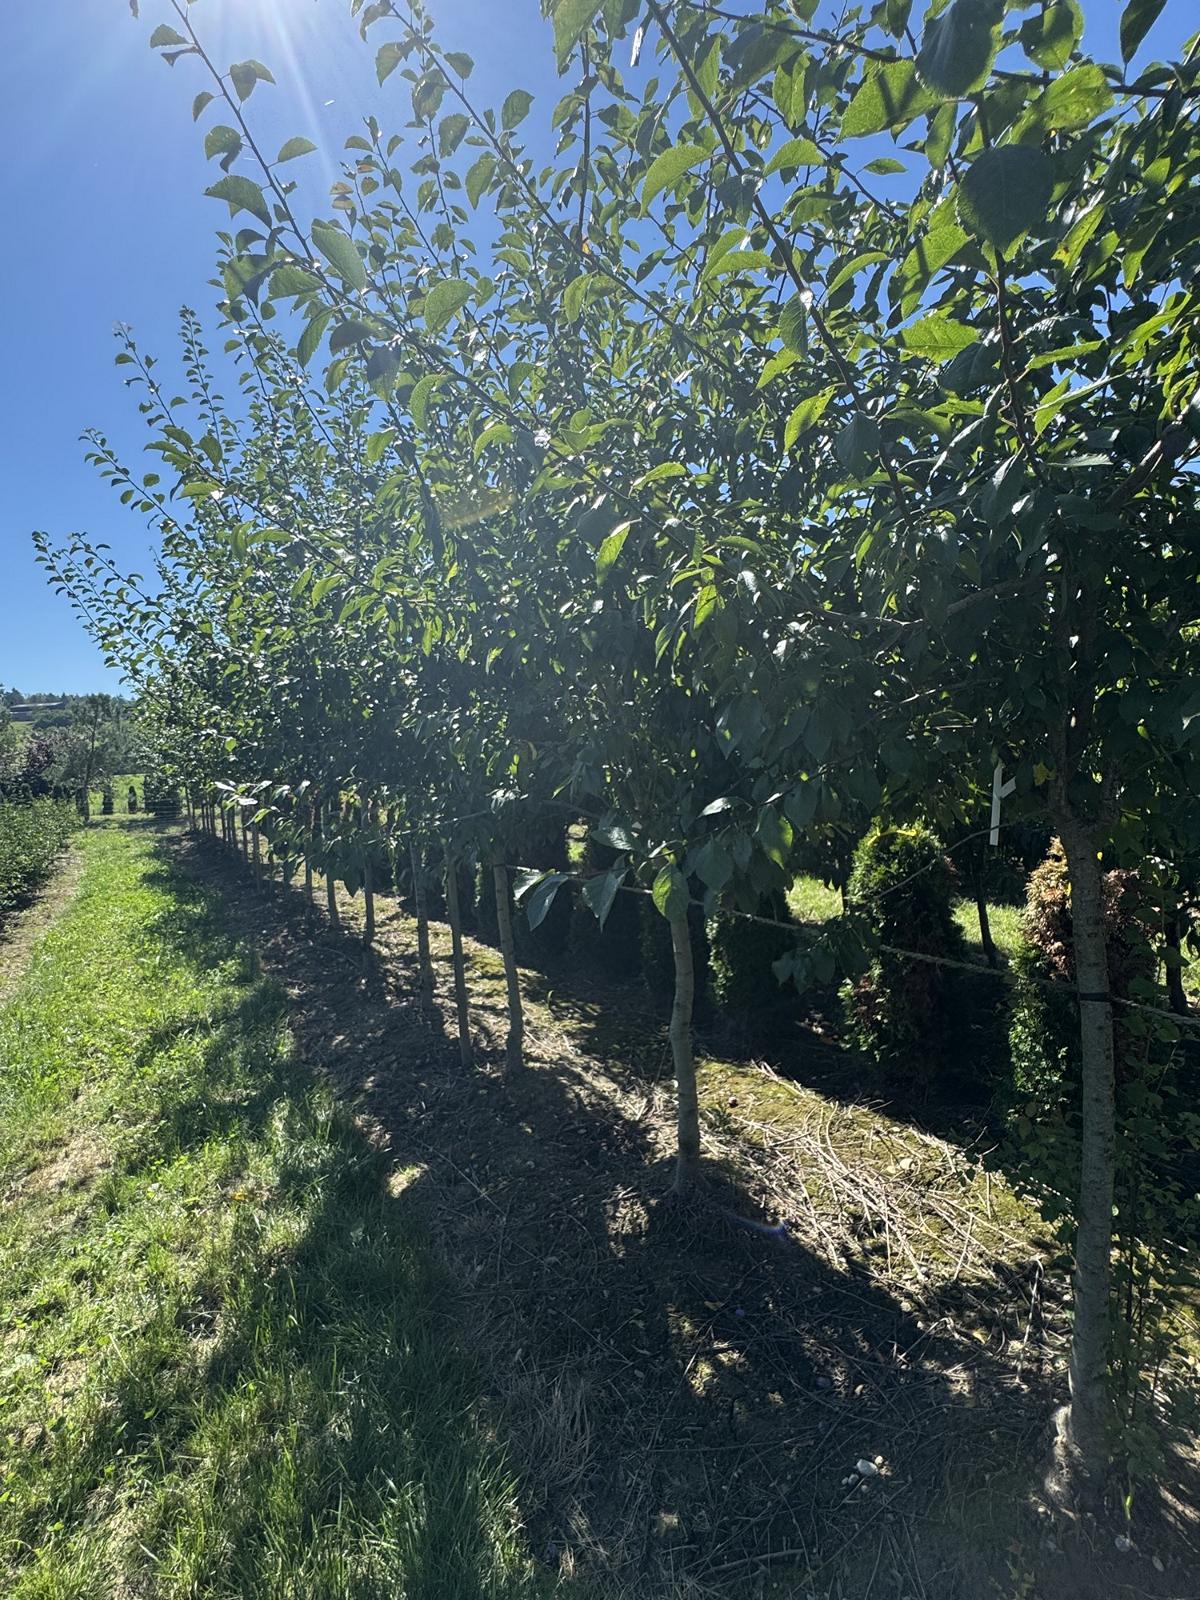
[{"left": 182, "top": 830, "right": 1200, "bottom": 1599}]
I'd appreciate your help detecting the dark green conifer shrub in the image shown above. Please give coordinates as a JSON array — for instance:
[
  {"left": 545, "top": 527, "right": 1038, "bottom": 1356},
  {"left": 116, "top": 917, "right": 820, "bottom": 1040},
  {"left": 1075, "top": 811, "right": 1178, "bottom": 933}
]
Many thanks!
[
  {"left": 841, "top": 824, "right": 966, "bottom": 1084},
  {"left": 707, "top": 894, "right": 799, "bottom": 1014}
]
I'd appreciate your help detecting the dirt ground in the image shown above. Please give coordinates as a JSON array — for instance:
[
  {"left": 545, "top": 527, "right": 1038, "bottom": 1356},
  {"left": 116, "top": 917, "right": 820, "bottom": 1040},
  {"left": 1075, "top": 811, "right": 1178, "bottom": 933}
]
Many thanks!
[{"left": 171, "top": 829, "right": 1200, "bottom": 1600}]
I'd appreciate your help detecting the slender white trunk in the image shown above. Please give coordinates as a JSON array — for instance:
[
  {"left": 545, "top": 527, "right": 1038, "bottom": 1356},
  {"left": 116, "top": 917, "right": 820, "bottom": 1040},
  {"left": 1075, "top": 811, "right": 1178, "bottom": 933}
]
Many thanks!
[
  {"left": 669, "top": 914, "right": 700, "bottom": 1194},
  {"left": 411, "top": 842, "right": 434, "bottom": 1002},
  {"left": 323, "top": 802, "right": 340, "bottom": 928},
  {"left": 363, "top": 856, "right": 376, "bottom": 944},
  {"left": 492, "top": 863, "right": 525, "bottom": 1077},
  {"left": 1050, "top": 819, "right": 1116, "bottom": 1510},
  {"left": 444, "top": 845, "right": 474, "bottom": 1068},
  {"left": 363, "top": 800, "right": 376, "bottom": 945}
]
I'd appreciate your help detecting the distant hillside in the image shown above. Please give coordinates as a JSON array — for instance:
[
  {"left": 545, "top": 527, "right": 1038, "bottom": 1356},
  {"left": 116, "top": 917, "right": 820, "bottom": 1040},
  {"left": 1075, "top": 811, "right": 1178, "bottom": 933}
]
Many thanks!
[{"left": 3, "top": 692, "right": 133, "bottom": 732}]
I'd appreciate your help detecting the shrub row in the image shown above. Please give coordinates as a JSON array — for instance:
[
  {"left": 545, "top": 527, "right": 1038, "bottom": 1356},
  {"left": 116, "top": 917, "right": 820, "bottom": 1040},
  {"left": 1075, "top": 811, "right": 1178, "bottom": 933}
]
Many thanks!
[{"left": 0, "top": 798, "right": 79, "bottom": 915}]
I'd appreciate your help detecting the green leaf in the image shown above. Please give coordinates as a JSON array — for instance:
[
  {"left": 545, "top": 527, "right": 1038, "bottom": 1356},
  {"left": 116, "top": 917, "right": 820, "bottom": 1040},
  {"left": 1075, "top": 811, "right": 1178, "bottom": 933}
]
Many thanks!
[
  {"left": 652, "top": 866, "right": 690, "bottom": 923},
  {"left": 311, "top": 221, "right": 367, "bottom": 290},
  {"left": 525, "top": 872, "right": 569, "bottom": 931},
  {"left": 328, "top": 320, "right": 374, "bottom": 354},
  {"left": 465, "top": 153, "right": 496, "bottom": 208},
  {"left": 958, "top": 145, "right": 1054, "bottom": 251},
  {"left": 885, "top": 0, "right": 914, "bottom": 38},
  {"left": 763, "top": 136, "right": 822, "bottom": 175},
  {"left": 693, "top": 838, "right": 733, "bottom": 893},
  {"left": 423, "top": 277, "right": 473, "bottom": 333},
  {"left": 410, "top": 374, "right": 443, "bottom": 429},
  {"left": 892, "top": 223, "right": 967, "bottom": 313},
  {"left": 827, "top": 249, "right": 891, "bottom": 296},
  {"left": 778, "top": 296, "right": 808, "bottom": 354},
  {"left": 376, "top": 40, "right": 410, "bottom": 84},
  {"left": 916, "top": 0, "right": 1003, "bottom": 98},
  {"left": 756, "top": 809, "right": 793, "bottom": 868},
  {"left": 444, "top": 51, "right": 474, "bottom": 78},
  {"left": 634, "top": 461, "right": 688, "bottom": 488},
  {"left": 192, "top": 91, "right": 214, "bottom": 121},
  {"left": 230, "top": 60, "right": 275, "bottom": 103},
  {"left": 902, "top": 311, "right": 979, "bottom": 361},
  {"left": 276, "top": 137, "right": 317, "bottom": 164},
  {"left": 864, "top": 157, "right": 906, "bottom": 174},
  {"left": 437, "top": 113, "right": 469, "bottom": 157},
  {"left": 642, "top": 142, "right": 708, "bottom": 210},
  {"left": 562, "top": 272, "right": 594, "bottom": 322},
  {"left": 296, "top": 309, "right": 330, "bottom": 367},
  {"left": 1019, "top": 64, "right": 1113, "bottom": 133},
  {"left": 835, "top": 414, "right": 881, "bottom": 477},
  {"left": 1120, "top": 0, "right": 1167, "bottom": 63},
  {"left": 596, "top": 521, "right": 633, "bottom": 584},
  {"left": 758, "top": 349, "right": 800, "bottom": 389},
  {"left": 582, "top": 862, "right": 626, "bottom": 929},
  {"left": 784, "top": 389, "right": 836, "bottom": 451},
  {"left": 1020, "top": 0, "right": 1083, "bottom": 70},
  {"left": 842, "top": 61, "right": 938, "bottom": 138},
  {"left": 702, "top": 248, "right": 775, "bottom": 279},
  {"left": 204, "top": 175, "right": 271, "bottom": 227},
  {"left": 204, "top": 125, "right": 242, "bottom": 164},
  {"left": 150, "top": 24, "right": 188, "bottom": 48},
  {"left": 553, "top": 0, "right": 604, "bottom": 71},
  {"left": 502, "top": 90, "right": 534, "bottom": 130}
]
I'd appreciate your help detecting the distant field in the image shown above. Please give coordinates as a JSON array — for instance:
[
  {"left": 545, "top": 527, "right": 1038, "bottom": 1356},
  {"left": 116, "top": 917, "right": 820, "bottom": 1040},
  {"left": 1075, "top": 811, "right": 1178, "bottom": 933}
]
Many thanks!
[{"left": 87, "top": 773, "right": 145, "bottom": 814}]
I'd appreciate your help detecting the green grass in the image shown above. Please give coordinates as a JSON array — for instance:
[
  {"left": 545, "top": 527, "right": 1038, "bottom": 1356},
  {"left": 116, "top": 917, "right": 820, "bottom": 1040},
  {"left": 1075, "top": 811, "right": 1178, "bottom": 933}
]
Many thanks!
[
  {"left": 953, "top": 897, "right": 1025, "bottom": 961},
  {"left": 0, "top": 824, "right": 551, "bottom": 1600},
  {"left": 785, "top": 873, "right": 843, "bottom": 924},
  {"left": 86, "top": 772, "right": 144, "bottom": 815},
  {"left": 787, "top": 873, "right": 1027, "bottom": 963}
]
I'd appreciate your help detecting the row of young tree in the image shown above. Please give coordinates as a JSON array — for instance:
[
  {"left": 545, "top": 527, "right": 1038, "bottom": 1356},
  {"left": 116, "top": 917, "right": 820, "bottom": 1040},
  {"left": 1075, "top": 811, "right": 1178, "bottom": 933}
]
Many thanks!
[{"left": 40, "top": 0, "right": 1200, "bottom": 1516}]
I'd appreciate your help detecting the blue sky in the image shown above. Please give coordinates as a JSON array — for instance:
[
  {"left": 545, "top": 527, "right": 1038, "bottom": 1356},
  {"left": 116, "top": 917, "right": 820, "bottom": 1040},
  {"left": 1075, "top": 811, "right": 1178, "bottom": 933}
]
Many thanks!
[{"left": 1, "top": 0, "right": 1190, "bottom": 694}]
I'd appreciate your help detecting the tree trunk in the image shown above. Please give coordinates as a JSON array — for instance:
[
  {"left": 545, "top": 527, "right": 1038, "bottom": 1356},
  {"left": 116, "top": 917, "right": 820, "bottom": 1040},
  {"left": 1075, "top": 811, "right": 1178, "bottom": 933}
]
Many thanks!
[
  {"left": 363, "top": 856, "right": 376, "bottom": 945},
  {"left": 240, "top": 814, "right": 250, "bottom": 864},
  {"left": 975, "top": 874, "right": 998, "bottom": 968},
  {"left": 669, "top": 913, "right": 701, "bottom": 1194},
  {"left": 493, "top": 863, "right": 525, "bottom": 1077},
  {"left": 444, "top": 846, "right": 474, "bottom": 1069},
  {"left": 1050, "top": 819, "right": 1117, "bottom": 1511},
  {"left": 1164, "top": 911, "right": 1190, "bottom": 1016},
  {"left": 324, "top": 803, "right": 340, "bottom": 928},
  {"left": 411, "top": 841, "right": 434, "bottom": 1003},
  {"left": 251, "top": 823, "right": 262, "bottom": 885},
  {"left": 363, "top": 799, "right": 377, "bottom": 945}
]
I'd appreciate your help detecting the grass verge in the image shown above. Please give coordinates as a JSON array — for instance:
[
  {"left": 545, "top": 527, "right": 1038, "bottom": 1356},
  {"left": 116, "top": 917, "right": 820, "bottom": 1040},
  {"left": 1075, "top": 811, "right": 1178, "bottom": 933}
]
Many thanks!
[{"left": 0, "top": 822, "right": 549, "bottom": 1600}]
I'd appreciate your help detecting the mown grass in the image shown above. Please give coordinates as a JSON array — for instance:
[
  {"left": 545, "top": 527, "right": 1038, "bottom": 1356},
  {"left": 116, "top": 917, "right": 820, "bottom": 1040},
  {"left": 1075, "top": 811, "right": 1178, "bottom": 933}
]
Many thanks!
[
  {"left": 0, "top": 824, "right": 553, "bottom": 1600},
  {"left": 86, "top": 771, "right": 144, "bottom": 815},
  {"left": 787, "top": 872, "right": 1027, "bottom": 963}
]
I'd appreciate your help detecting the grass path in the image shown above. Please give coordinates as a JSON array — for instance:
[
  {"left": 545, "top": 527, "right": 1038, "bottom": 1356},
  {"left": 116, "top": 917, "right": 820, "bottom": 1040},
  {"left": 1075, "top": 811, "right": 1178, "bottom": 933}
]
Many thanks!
[{"left": 0, "top": 823, "right": 548, "bottom": 1600}]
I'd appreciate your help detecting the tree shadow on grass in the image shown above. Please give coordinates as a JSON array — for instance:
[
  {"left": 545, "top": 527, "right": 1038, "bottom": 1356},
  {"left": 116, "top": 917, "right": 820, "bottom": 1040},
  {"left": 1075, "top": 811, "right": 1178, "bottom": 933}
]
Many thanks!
[{"left": 129, "top": 831, "right": 1195, "bottom": 1600}]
